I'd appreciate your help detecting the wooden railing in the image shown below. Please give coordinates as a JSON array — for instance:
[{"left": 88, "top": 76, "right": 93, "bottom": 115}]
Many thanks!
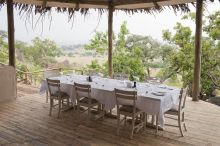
[
  {"left": 0, "top": 62, "right": 83, "bottom": 85},
  {"left": 0, "top": 62, "right": 6, "bottom": 65},
  {"left": 17, "top": 68, "right": 84, "bottom": 85}
]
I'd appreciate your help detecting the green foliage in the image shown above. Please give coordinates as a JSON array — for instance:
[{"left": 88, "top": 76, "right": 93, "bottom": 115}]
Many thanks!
[
  {"left": 84, "top": 21, "right": 147, "bottom": 80},
  {"left": 159, "top": 45, "right": 175, "bottom": 61},
  {"left": 113, "top": 22, "right": 146, "bottom": 81},
  {"left": 113, "top": 49, "right": 145, "bottom": 81},
  {"left": 117, "top": 21, "right": 129, "bottom": 51},
  {"left": 16, "top": 37, "right": 62, "bottom": 67},
  {"left": 84, "top": 59, "right": 103, "bottom": 75},
  {"left": 0, "top": 30, "right": 8, "bottom": 63},
  {"left": 162, "top": 30, "right": 172, "bottom": 42},
  {"left": 27, "top": 63, "right": 43, "bottom": 84},
  {"left": 0, "top": 30, "right": 8, "bottom": 38},
  {"left": 182, "top": 12, "right": 196, "bottom": 21},
  {"left": 68, "top": 52, "right": 74, "bottom": 57},
  {"left": 0, "top": 45, "right": 8, "bottom": 63},
  {"left": 204, "top": 11, "right": 220, "bottom": 41},
  {"left": 84, "top": 32, "right": 108, "bottom": 55},
  {"left": 0, "top": 32, "right": 66, "bottom": 85},
  {"left": 126, "top": 35, "right": 161, "bottom": 60},
  {"left": 172, "top": 22, "right": 193, "bottom": 48},
  {"left": 161, "top": 11, "right": 220, "bottom": 99},
  {"left": 16, "top": 63, "right": 28, "bottom": 80},
  {"left": 16, "top": 62, "right": 42, "bottom": 84},
  {"left": 13, "top": 37, "right": 62, "bottom": 85},
  {"left": 86, "top": 60, "right": 102, "bottom": 71},
  {"left": 85, "top": 21, "right": 173, "bottom": 80},
  {"left": 126, "top": 34, "right": 170, "bottom": 76}
]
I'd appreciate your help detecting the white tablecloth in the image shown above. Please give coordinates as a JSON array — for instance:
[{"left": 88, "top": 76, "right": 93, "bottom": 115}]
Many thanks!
[{"left": 40, "top": 74, "right": 180, "bottom": 127}]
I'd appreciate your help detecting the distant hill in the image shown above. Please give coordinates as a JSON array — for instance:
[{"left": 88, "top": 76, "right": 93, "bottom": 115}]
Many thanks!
[{"left": 61, "top": 44, "right": 84, "bottom": 53}]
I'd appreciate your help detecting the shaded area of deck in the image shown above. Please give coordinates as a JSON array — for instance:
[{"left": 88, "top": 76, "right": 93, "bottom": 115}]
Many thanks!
[{"left": 0, "top": 84, "right": 220, "bottom": 146}]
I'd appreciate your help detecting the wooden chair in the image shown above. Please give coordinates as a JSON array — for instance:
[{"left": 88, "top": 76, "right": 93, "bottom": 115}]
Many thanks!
[
  {"left": 74, "top": 82, "right": 100, "bottom": 123},
  {"left": 44, "top": 69, "right": 61, "bottom": 103},
  {"left": 47, "top": 78, "right": 70, "bottom": 118},
  {"left": 114, "top": 88, "right": 146, "bottom": 139},
  {"left": 165, "top": 88, "right": 187, "bottom": 136}
]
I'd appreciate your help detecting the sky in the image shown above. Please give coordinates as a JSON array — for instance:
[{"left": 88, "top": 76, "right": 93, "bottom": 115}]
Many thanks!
[{"left": 0, "top": 1, "right": 219, "bottom": 45}]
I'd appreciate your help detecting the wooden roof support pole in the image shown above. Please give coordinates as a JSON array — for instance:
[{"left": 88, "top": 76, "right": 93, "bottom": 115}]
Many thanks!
[
  {"left": 108, "top": 3, "right": 113, "bottom": 78},
  {"left": 7, "top": 0, "right": 15, "bottom": 67},
  {"left": 192, "top": 0, "right": 203, "bottom": 101}
]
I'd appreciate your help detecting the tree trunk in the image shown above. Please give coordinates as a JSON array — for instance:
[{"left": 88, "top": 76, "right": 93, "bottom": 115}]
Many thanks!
[
  {"left": 7, "top": 0, "right": 15, "bottom": 67},
  {"left": 192, "top": 0, "right": 203, "bottom": 101},
  {"left": 108, "top": 3, "right": 113, "bottom": 78}
]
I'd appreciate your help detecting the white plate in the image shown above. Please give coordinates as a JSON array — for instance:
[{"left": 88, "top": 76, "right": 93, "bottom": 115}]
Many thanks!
[
  {"left": 157, "top": 91, "right": 166, "bottom": 94},
  {"left": 151, "top": 92, "right": 164, "bottom": 96}
]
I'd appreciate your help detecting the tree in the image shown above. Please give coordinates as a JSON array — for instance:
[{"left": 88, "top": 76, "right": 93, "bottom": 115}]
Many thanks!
[
  {"left": 125, "top": 34, "right": 169, "bottom": 76},
  {"left": 85, "top": 59, "right": 102, "bottom": 74},
  {"left": 159, "top": 44, "right": 175, "bottom": 62},
  {"left": 84, "top": 21, "right": 147, "bottom": 80},
  {"left": 112, "top": 47, "right": 145, "bottom": 81},
  {"left": 113, "top": 22, "right": 146, "bottom": 80},
  {"left": 161, "top": 11, "right": 220, "bottom": 99},
  {"left": 84, "top": 32, "right": 108, "bottom": 55},
  {"left": 85, "top": 21, "right": 171, "bottom": 80},
  {"left": 0, "top": 30, "right": 8, "bottom": 63},
  {"left": 16, "top": 37, "right": 62, "bottom": 67},
  {"left": 116, "top": 21, "right": 129, "bottom": 52}
]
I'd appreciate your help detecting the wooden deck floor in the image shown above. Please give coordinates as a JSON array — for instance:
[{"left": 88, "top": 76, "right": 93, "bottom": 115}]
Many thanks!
[{"left": 0, "top": 84, "right": 220, "bottom": 146}]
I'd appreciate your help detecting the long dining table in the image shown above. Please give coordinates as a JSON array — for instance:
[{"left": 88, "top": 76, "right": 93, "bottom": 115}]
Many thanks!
[{"left": 40, "top": 74, "right": 181, "bottom": 128}]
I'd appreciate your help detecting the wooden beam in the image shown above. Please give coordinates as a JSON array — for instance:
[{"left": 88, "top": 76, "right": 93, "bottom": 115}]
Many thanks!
[
  {"left": 108, "top": 3, "right": 113, "bottom": 78},
  {"left": 192, "top": 0, "right": 203, "bottom": 101},
  {"left": 7, "top": 0, "right": 15, "bottom": 67},
  {"left": 115, "top": 0, "right": 196, "bottom": 9},
  {"left": 13, "top": 0, "right": 196, "bottom": 9}
]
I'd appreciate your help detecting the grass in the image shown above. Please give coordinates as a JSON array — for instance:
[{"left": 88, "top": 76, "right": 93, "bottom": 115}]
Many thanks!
[
  {"left": 215, "top": 90, "right": 220, "bottom": 96},
  {"left": 164, "top": 77, "right": 183, "bottom": 88},
  {"left": 165, "top": 81, "right": 182, "bottom": 88},
  {"left": 56, "top": 55, "right": 106, "bottom": 68}
]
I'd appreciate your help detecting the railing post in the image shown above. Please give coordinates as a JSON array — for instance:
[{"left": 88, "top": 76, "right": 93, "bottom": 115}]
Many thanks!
[{"left": 24, "top": 73, "right": 28, "bottom": 84}]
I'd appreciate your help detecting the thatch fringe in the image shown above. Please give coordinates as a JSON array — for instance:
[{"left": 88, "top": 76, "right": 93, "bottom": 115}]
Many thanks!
[
  {"left": 0, "top": 0, "right": 218, "bottom": 19},
  {"left": 12, "top": 3, "right": 190, "bottom": 16}
]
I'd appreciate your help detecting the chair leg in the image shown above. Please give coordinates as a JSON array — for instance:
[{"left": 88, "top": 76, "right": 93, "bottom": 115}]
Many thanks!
[
  {"left": 102, "top": 104, "right": 105, "bottom": 120},
  {"left": 182, "top": 112, "right": 187, "bottom": 131},
  {"left": 77, "top": 104, "right": 81, "bottom": 119},
  {"left": 110, "top": 109, "right": 112, "bottom": 115},
  {"left": 46, "top": 91, "right": 49, "bottom": 103},
  {"left": 155, "top": 115, "right": 158, "bottom": 136},
  {"left": 49, "top": 98, "right": 53, "bottom": 116},
  {"left": 124, "top": 116, "right": 127, "bottom": 126},
  {"left": 67, "top": 98, "right": 70, "bottom": 108},
  {"left": 145, "top": 114, "right": 149, "bottom": 123},
  {"left": 58, "top": 100, "right": 61, "bottom": 118},
  {"left": 61, "top": 99, "right": 64, "bottom": 108},
  {"left": 117, "top": 113, "right": 120, "bottom": 136},
  {"left": 87, "top": 107, "right": 91, "bottom": 125},
  {"left": 130, "top": 115, "right": 135, "bottom": 139},
  {"left": 143, "top": 113, "right": 146, "bottom": 131},
  {"left": 178, "top": 114, "right": 184, "bottom": 137},
  {"left": 98, "top": 104, "right": 101, "bottom": 113},
  {"left": 152, "top": 115, "right": 155, "bottom": 125}
]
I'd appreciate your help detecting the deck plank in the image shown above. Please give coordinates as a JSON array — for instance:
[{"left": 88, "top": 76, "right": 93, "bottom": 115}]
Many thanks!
[{"left": 0, "top": 84, "right": 220, "bottom": 146}]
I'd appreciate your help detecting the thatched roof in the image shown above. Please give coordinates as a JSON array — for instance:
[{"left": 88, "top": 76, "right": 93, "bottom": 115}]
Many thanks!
[{"left": 0, "top": 0, "right": 217, "bottom": 17}]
